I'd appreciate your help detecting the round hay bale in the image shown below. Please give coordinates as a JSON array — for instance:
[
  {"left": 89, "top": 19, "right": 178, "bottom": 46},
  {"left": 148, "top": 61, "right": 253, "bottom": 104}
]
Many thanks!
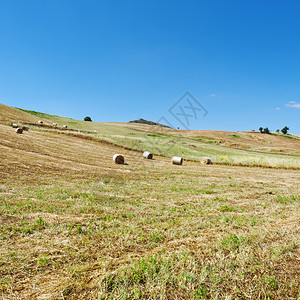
[
  {"left": 143, "top": 151, "right": 153, "bottom": 159},
  {"left": 12, "top": 123, "right": 18, "bottom": 128},
  {"left": 63, "top": 125, "right": 68, "bottom": 128},
  {"left": 201, "top": 157, "right": 211, "bottom": 164},
  {"left": 172, "top": 156, "right": 183, "bottom": 165},
  {"left": 38, "top": 120, "right": 43, "bottom": 124},
  {"left": 22, "top": 126, "right": 29, "bottom": 131},
  {"left": 15, "top": 128, "right": 23, "bottom": 134},
  {"left": 113, "top": 154, "right": 125, "bottom": 164}
]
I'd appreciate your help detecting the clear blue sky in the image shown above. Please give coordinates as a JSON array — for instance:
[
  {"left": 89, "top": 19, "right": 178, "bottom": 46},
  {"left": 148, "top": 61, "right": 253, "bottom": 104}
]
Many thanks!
[{"left": 1, "top": 0, "right": 300, "bottom": 133}]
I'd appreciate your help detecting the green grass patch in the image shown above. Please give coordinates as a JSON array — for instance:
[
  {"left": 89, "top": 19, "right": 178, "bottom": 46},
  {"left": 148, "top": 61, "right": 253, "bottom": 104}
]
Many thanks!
[
  {"left": 275, "top": 195, "right": 300, "bottom": 204},
  {"left": 147, "top": 134, "right": 163, "bottom": 138},
  {"left": 271, "top": 133, "right": 300, "bottom": 140},
  {"left": 229, "top": 134, "right": 243, "bottom": 139}
]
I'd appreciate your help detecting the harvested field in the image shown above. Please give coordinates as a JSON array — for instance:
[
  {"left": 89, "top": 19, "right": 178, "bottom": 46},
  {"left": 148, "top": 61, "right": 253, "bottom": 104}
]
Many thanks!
[{"left": 0, "top": 106, "right": 299, "bottom": 299}]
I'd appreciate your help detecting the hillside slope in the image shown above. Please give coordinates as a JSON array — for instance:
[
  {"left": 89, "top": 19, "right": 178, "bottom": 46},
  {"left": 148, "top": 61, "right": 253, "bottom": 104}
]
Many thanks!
[
  {"left": 123, "top": 122, "right": 300, "bottom": 152},
  {"left": 1, "top": 103, "right": 300, "bottom": 167},
  {"left": 17, "top": 107, "right": 300, "bottom": 154},
  {"left": 0, "top": 123, "right": 168, "bottom": 182},
  {"left": 0, "top": 104, "right": 299, "bottom": 299},
  {"left": 0, "top": 103, "right": 49, "bottom": 124}
]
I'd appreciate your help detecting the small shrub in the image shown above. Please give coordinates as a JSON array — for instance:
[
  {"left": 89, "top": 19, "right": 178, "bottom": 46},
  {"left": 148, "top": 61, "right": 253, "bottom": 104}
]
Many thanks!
[{"left": 84, "top": 116, "right": 92, "bottom": 122}]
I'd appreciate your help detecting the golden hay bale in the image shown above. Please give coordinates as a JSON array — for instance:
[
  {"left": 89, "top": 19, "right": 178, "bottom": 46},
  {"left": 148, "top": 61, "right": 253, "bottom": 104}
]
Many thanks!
[
  {"left": 201, "top": 157, "right": 211, "bottom": 164},
  {"left": 15, "top": 128, "right": 23, "bottom": 134},
  {"left": 143, "top": 151, "right": 153, "bottom": 159},
  {"left": 172, "top": 156, "right": 183, "bottom": 165},
  {"left": 113, "top": 154, "right": 125, "bottom": 164},
  {"left": 12, "top": 123, "right": 18, "bottom": 128}
]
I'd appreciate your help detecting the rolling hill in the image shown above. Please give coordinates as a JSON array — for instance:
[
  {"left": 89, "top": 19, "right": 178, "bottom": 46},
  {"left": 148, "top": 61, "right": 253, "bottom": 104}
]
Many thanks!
[
  {"left": 0, "top": 102, "right": 299, "bottom": 299},
  {"left": 1, "top": 103, "right": 299, "bottom": 168}
]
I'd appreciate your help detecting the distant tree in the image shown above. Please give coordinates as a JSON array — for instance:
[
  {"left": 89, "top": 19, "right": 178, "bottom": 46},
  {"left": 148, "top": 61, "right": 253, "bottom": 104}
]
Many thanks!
[
  {"left": 276, "top": 129, "right": 280, "bottom": 133},
  {"left": 259, "top": 127, "right": 263, "bottom": 133},
  {"left": 263, "top": 127, "right": 270, "bottom": 134},
  {"left": 281, "top": 126, "right": 289, "bottom": 134},
  {"left": 84, "top": 116, "right": 92, "bottom": 122}
]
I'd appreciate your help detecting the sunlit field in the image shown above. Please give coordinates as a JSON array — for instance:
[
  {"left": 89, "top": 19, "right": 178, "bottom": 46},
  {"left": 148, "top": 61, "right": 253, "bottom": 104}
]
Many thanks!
[{"left": 0, "top": 105, "right": 299, "bottom": 299}]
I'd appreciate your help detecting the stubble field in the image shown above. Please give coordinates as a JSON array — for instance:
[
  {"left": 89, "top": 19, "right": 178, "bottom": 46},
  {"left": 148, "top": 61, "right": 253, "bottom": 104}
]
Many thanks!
[{"left": 0, "top": 105, "right": 299, "bottom": 299}]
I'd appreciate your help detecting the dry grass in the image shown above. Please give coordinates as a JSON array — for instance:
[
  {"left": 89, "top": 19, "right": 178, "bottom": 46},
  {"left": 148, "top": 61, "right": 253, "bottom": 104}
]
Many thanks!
[
  {"left": 10, "top": 105, "right": 300, "bottom": 157},
  {"left": 1, "top": 105, "right": 300, "bottom": 298},
  {"left": 0, "top": 120, "right": 299, "bottom": 299}
]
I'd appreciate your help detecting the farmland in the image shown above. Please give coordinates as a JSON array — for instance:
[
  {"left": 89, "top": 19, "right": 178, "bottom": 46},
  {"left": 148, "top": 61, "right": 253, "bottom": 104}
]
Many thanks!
[{"left": 0, "top": 103, "right": 299, "bottom": 299}]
